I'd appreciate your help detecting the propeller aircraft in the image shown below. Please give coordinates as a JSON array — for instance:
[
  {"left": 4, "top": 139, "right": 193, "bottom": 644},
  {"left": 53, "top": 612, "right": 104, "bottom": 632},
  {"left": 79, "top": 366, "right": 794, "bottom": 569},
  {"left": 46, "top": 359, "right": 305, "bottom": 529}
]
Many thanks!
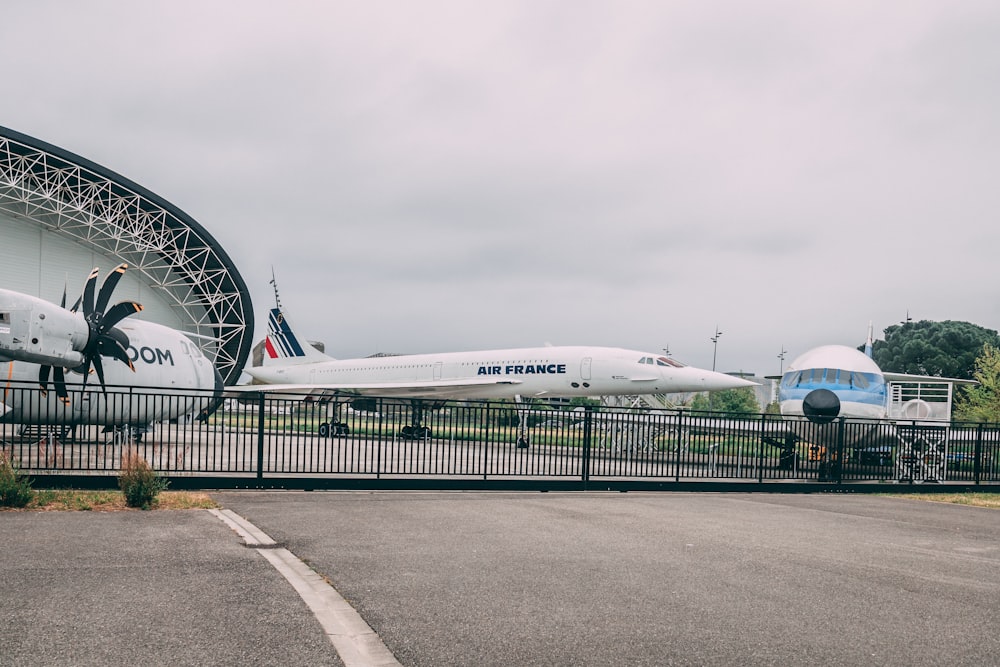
[{"left": 1, "top": 265, "right": 224, "bottom": 430}]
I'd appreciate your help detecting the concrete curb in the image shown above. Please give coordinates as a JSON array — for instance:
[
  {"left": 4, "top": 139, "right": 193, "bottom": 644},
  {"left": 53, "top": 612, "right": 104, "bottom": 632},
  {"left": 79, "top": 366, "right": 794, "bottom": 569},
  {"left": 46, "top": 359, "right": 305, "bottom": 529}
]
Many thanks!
[{"left": 210, "top": 509, "right": 401, "bottom": 667}]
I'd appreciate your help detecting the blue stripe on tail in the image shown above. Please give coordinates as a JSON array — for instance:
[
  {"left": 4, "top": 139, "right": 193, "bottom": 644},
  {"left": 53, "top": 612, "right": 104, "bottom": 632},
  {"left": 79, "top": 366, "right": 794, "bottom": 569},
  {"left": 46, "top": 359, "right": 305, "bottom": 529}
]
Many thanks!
[{"left": 268, "top": 308, "right": 305, "bottom": 357}]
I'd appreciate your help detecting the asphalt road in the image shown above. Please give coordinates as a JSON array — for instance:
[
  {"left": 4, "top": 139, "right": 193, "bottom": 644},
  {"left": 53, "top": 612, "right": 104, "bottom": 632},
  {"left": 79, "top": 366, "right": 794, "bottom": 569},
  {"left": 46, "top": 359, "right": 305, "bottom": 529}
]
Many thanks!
[
  {"left": 4, "top": 492, "right": 999, "bottom": 666},
  {"left": 1, "top": 510, "right": 344, "bottom": 667},
  {"left": 214, "top": 491, "right": 1000, "bottom": 667}
]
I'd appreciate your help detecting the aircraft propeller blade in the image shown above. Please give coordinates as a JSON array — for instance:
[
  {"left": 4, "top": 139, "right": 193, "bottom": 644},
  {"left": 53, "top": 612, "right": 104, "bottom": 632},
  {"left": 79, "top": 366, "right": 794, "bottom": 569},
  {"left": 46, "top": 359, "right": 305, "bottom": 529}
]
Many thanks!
[
  {"left": 101, "top": 301, "right": 143, "bottom": 333},
  {"left": 94, "top": 263, "right": 127, "bottom": 316},
  {"left": 38, "top": 364, "right": 51, "bottom": 396},
  {"left": 68, "top": 266, "right": 144, "bottom": 394},
  {"left": 81, "top": 267, "right": 99, "bottom": 319},
  {"left": 53, "top": 366, "right": 69, "bottom": 405},
  {"left": 92, "top": 355, "right": 106, "bottom": 392}
]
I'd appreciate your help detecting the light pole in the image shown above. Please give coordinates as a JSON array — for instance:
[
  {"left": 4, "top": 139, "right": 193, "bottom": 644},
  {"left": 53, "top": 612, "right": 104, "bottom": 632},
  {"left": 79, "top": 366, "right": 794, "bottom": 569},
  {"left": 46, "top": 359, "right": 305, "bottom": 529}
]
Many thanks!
[
  {"left": 709, "top": 327, "right": 723, "bottom": 412},
  {"left": 775, "top": 346, "right": 787, "bottom": 404},
  {"left": 710, "top": 326, "right": 723, "bottom": 372}
]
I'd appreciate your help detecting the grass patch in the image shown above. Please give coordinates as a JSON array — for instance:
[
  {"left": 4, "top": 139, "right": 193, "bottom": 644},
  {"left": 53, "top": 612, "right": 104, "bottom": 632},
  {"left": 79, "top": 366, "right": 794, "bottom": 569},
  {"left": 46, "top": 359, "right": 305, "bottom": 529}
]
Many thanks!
[
  {"left": 884, "top": 492, "right": 1000, "bottom": 509},
  {"left": 0, "top": 453, "right": 34, "bottom": 507},
  {"left": 0, "top": 490, "right": 218, "bottom": 512}
]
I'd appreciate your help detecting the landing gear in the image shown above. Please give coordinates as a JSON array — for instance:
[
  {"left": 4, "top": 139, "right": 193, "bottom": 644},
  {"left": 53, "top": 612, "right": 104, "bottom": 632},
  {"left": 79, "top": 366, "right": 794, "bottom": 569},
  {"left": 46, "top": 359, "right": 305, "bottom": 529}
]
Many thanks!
[
  {"left": 318, "top": 421, "right": 350, "bottom": 437},
  {"left": 514, "top": 394, "right": 529, "bottom": 449},
  {"left": 400, "top": 425, "right": 432, "bottom": 440},
  {"left": 399, "top": 401, "right": 433, "bottom": 440}
]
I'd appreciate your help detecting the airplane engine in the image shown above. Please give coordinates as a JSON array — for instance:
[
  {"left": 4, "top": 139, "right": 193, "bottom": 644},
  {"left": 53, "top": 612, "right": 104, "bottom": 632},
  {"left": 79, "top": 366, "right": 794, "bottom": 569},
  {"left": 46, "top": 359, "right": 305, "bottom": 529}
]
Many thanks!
[{"left": 0, "top": 289, "right": 88, "bottom": 368}]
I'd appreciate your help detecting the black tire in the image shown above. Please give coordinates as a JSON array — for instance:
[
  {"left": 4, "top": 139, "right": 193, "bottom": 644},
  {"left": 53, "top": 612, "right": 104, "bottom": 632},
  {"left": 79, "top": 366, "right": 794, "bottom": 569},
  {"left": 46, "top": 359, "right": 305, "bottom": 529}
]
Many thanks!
[{"left": 318, "top": 422, "right": 330, "bottom": 438}]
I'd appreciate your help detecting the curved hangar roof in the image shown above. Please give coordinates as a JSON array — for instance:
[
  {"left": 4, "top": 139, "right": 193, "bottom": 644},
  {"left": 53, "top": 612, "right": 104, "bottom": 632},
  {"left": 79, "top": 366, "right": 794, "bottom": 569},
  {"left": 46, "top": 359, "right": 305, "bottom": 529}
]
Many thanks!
[{"left": 0, "top": 125, "right": 252, "bottom": 385}]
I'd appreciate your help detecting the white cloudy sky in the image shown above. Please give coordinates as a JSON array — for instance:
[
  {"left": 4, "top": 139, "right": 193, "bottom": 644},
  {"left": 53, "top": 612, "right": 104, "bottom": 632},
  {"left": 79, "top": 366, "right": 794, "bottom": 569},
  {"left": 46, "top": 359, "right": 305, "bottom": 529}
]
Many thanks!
[{"left": 3, "top": 1, "right": 1000, "bottom": 376}]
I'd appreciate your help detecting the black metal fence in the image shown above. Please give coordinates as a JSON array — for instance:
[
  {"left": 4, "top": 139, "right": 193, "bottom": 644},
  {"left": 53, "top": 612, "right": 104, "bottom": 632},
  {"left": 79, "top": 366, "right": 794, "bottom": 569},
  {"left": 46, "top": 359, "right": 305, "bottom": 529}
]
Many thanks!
[{"left": 3, "top": 383, "right": 999, "bottom": 489}]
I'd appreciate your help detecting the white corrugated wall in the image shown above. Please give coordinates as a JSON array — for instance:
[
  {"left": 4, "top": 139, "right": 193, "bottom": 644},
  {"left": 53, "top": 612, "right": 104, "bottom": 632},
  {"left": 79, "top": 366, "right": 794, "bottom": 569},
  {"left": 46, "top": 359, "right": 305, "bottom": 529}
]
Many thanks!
[{"left": 0, "top": 212, "right": 185, "bottom": 330}]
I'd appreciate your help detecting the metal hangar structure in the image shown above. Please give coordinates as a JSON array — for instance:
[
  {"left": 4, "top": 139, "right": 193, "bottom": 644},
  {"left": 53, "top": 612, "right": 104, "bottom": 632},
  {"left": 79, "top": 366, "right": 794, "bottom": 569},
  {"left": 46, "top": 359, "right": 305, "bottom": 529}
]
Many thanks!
[{"left": 0, "top": 125, "right": 253, "bottom": 385}]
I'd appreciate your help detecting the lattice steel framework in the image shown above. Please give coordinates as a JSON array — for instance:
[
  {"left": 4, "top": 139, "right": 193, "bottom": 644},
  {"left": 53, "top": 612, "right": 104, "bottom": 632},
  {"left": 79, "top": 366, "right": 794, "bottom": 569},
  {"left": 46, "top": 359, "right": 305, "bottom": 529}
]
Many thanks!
[{"left": 0, "top": 126, "right": 253, "bottom": 384}]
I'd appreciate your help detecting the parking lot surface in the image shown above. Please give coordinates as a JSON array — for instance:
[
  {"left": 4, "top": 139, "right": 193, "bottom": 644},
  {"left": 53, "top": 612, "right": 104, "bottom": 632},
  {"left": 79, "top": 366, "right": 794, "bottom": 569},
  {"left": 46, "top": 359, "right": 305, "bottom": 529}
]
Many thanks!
[{"left": 213, "top": 491, "right": 1000, "bottom": 667}]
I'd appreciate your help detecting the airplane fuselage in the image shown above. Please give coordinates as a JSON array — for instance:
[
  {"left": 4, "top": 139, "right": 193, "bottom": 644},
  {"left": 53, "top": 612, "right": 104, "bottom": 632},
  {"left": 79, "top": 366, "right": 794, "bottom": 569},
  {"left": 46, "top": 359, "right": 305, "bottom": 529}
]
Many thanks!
[
  {"left": 248, "top": 345, "right": 750, "bottom": 399},
  {"left": 778, "top": 345, "right": 888, "bottom": 421},
  {"left": 1, "top": 319, "right": 221, "bottom": 426}
]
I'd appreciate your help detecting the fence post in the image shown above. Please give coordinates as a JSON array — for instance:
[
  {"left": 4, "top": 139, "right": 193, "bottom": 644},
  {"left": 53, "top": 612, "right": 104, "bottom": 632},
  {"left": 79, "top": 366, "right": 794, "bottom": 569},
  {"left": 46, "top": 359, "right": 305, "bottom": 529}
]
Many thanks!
[
  {"left": 758, "top": 414, "right": 767, "bottom": 483},
  {"left": 675, "top": 411, "right": 683, "bottom": 482},
  {"left": 974, "top": 422, "right": 983, "bottom": 485},
  {"left": 256, "top": 392, "right": 266, "bottom": 481},
  {"left": 835, "top": 417, "right": 846, "bottom": 484},
  {"left": 581, "top": 406, "right": 592, "bottom": 486}
]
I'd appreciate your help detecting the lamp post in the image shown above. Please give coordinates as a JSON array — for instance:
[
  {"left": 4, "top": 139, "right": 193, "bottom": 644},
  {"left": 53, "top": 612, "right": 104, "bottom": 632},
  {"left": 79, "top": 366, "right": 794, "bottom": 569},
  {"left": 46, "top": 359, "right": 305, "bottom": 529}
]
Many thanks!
[
  {"left": 775, "top": 346, "right": 787, "bottom": 405},
  {"left": 709, "top": 327, "right": 723, "bottom": 412},
  {"left": 710, "top": 326, "right": 723, "bottom": 372}
]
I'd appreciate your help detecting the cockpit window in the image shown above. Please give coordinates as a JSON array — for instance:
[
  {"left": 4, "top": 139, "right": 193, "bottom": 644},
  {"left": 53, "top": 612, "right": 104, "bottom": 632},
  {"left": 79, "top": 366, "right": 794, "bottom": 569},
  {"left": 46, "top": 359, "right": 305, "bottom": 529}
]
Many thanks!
[{"left": 657, "top": 356, "right": 686, "bottom": 368}]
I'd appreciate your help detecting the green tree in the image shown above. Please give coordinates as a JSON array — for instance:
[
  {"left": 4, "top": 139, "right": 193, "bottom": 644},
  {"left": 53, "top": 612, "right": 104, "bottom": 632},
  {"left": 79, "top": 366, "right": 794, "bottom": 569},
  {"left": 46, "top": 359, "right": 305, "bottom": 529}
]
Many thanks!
[
  {"left": 954, "top": 343, "right": 1000, "bottom": 423},
  {"left": 868, "top": 320, "right": 1000, "bottom": 380},
  {"left": 689, "top": 388, "right": 760, "bottom": 418}
]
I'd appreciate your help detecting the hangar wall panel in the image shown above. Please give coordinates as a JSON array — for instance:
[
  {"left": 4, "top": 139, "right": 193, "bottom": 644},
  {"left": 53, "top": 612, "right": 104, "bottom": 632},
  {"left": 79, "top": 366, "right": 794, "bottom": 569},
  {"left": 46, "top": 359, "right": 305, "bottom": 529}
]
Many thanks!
[{"left": 1, "top": 212, "right": 190, "bottom": 331}]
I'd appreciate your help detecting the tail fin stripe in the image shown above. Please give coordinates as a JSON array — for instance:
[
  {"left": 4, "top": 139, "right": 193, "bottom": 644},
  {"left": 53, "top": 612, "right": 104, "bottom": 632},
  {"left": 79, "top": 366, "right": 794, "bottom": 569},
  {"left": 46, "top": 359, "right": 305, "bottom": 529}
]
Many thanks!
[{"left": 268, "top": 308, "right": 305, "bottom": 357}]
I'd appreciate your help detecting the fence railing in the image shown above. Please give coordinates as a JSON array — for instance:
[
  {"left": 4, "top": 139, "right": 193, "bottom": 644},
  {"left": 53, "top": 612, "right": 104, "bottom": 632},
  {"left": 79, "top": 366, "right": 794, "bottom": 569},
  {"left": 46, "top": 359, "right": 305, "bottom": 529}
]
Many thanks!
[{"left": 2, "top": 383, "right": 999, "bottom": 487}]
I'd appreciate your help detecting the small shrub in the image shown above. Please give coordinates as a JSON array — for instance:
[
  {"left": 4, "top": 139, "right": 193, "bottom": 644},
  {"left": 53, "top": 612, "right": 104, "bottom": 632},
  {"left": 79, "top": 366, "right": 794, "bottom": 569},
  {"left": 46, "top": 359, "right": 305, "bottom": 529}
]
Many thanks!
[
  {"left": 118, "top": 450, "right": 168, "bottom": 509},
  {"left": 0, "top": 452, "right": 35, "bottom": 508}
]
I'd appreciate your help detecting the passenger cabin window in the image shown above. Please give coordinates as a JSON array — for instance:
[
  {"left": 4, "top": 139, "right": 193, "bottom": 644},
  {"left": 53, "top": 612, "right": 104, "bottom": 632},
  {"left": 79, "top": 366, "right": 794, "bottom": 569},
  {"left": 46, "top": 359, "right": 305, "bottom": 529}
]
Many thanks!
[{"left": 0, "top": 312, "right": 8, "bottom": 324}]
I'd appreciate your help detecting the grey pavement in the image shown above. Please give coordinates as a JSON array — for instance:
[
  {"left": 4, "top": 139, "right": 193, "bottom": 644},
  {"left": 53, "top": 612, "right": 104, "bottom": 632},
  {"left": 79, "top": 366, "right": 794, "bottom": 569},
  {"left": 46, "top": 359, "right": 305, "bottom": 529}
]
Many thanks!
[
  {"left": 214, "top": 491, "right": 1000, "bottom": 667},
  {"left": 1, "top": 510, "right": 344, "bottom": 667},
  {"left": 4, "top": 492, "right": 1000, "bottom": 667}
]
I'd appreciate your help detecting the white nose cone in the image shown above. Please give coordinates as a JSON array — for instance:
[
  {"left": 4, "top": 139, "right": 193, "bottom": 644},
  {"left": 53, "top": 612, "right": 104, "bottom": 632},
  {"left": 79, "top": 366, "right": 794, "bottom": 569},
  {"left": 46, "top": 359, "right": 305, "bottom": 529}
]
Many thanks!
[
  {"left": 699, "top": 370, "right": 757, "bottom": 391},
  {"left": 665, "top": 366, "right": 757, "bottom": 393}
]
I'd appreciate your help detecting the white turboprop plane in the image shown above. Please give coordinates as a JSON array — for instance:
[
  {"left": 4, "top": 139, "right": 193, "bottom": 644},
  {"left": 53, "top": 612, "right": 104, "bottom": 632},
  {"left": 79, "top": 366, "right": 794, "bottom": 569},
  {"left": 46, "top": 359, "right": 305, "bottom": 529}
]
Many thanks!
[
  {"left": 239, "top": 306, "right": 756, "bottom": 444},
  {"left": 0, "top": 265, "right": 223, "bottom": 431}
]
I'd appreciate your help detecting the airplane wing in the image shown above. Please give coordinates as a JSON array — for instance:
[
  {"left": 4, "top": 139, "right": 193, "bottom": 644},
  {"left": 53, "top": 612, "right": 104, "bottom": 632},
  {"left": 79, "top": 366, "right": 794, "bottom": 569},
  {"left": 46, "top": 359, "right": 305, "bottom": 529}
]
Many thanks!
[
  {"left": 226, "top": 376, "right": 524, "bottom": 400},
  {"left": 882, "top": 372, "right": 977, "bottom": 385}
]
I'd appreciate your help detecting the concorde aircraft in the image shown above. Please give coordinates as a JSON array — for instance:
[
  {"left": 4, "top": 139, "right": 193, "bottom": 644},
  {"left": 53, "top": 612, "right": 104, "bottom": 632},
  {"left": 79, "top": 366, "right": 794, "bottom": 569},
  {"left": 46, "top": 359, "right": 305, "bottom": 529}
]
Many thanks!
[
  {"left": 0, "top": 265, "right": 223, "bottom": 430},
  {"left": 239, "top": 304, "right": 755, "bottom": 444}
]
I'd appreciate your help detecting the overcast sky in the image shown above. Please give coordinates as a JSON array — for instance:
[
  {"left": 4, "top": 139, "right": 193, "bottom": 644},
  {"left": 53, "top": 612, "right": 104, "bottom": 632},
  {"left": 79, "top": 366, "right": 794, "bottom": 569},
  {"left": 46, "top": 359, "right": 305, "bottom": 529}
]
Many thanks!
[{"left": 3, "top": 1, "right": 1000, "bottom": 376}]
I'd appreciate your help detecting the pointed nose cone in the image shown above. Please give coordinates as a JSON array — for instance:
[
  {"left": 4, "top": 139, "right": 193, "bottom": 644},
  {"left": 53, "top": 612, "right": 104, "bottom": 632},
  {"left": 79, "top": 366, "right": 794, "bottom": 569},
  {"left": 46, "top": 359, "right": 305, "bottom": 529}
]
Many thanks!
[{"left": 699, "top": 370, "right": 757, "bottom": 392}]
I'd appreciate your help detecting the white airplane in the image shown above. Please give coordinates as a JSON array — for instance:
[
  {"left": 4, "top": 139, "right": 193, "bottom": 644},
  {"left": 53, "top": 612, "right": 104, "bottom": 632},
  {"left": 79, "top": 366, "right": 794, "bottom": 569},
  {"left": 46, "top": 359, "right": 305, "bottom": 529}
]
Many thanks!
[
  {"left": 0, "top": 265, "right": 223, "bottom": 431},
  {"left": 240, "top": 304, "right": 756, "bottom": 444},
  {"left": 777, "top": 326, "right": 973, "bottom": 424},
  {"left": 774, "top": 326, "right": 975, "bottom": 480}
]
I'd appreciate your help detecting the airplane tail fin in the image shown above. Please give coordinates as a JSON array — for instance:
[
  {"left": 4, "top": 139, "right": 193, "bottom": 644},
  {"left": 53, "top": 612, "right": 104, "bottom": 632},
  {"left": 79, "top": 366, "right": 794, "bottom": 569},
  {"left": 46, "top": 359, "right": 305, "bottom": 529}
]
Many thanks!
[
  {"left": 864, "top": 321, "right": 874, "bottom": 358},
  {"left": 262, "top": 307, "right": 332, "bottom": 365}
]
